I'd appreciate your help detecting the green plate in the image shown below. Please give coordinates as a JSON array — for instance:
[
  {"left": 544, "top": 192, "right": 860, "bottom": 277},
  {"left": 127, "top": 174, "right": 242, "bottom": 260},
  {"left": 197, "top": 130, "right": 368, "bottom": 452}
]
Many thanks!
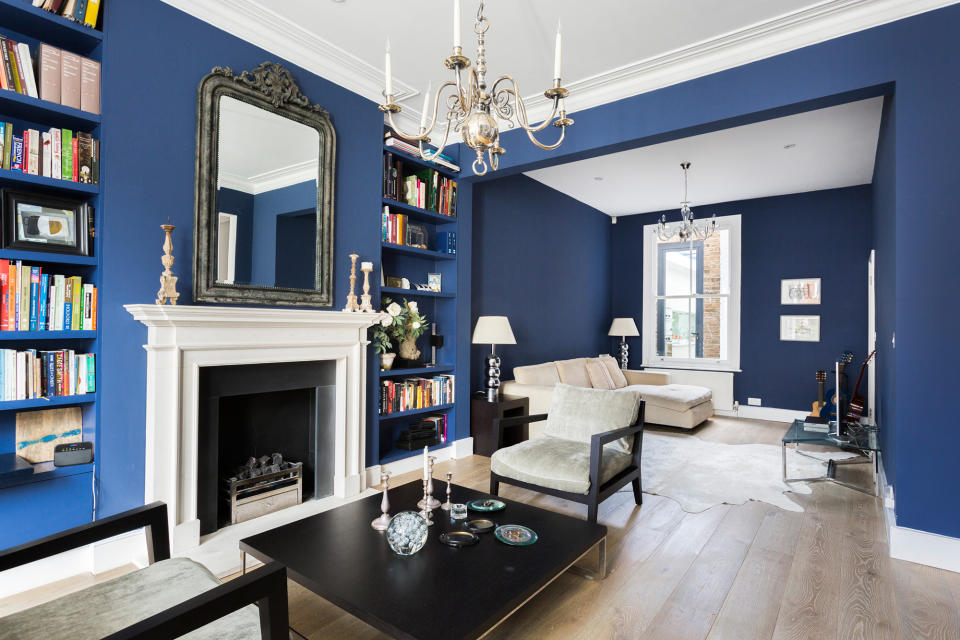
[
  {"left": 494, "top": 524, "right": 537, "bottom": 546},
  {"left": 467, "top": 498, "right": 506, "bottom": 512}
]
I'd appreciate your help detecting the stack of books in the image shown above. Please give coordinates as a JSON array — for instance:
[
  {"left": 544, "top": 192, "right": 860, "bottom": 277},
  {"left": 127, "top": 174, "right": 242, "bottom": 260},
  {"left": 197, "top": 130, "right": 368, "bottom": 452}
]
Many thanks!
[
  {"left": 395, "top": 414, "right": 449, "bottom": 450},
  {"left": 381, "top": 207, "right": 408, "bottom": 245},
  {"left": 434, "top": 231, "right": 456, "bottom": 255},
  {"left": 32, "top": 0, "right": 102, "bottom": 28},
  {"left": 0, "top": 123, "right": 99, "bottom": 184},
  {"left": 384, "top": 134, "right": 460, "bottom": 172},
  {"left": 383, "top": 152, "right": 458, "bottom": 216},
  {"left": 0, "top": 348, "right": 95, "bottom": 400},
  {"left": 379, "top": 374, "right": 455, "bottom": 415},
  {"left": 0, "top": 260, "right": 97, "bottom": 332},
  {"left": 0, "top": 37, "right": 100, "bottom": 114}
]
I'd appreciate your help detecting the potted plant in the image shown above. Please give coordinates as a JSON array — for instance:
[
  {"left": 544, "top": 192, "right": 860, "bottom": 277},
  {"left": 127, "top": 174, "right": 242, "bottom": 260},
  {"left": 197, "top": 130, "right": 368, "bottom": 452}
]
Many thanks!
[{"left": 370, "top": 298, "right": 428, "bottom": 369}]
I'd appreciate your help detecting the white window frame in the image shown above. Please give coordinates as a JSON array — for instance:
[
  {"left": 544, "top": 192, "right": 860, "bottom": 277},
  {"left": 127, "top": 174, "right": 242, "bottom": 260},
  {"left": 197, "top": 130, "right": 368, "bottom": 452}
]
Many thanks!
[{"left": 642, "top": 214, "right": 741, "bottom": 372}]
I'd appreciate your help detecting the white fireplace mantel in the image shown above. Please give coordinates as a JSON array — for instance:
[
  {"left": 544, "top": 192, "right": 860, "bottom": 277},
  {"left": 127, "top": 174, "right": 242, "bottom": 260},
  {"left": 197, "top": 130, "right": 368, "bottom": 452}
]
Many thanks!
[{"left": 126, "top": 304, "right": 385, "bottom": 553}]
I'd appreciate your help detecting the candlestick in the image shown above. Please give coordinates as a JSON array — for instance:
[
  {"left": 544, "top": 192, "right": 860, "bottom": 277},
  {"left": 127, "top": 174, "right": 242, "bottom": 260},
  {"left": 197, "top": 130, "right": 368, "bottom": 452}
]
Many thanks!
[
  {"left": 441, "top": 471, "right": 453, "bottom": 510},
  {"left": 453, "top": 0, "right": 461, "bottom": 49},
  {"left": 554, "top": 21, "right": 562, "bottom": 80},
  {"left": 384, "top": 40, "right": 393, "bottom": 97},
  {"left": 343, "top": 253, "right": 360, "bottom": 312},
  {"left": 423, "top": 445, "right": 429, "bottom": 481},
  {"left": 359, "top": 262, "right": 374, "bottom": 312},
  {"left": 370, "top": 471, "right": 392, "bottom": 531},
  {"left": 419, "top": 478, "right": 434, "bottom": 526},
  {"left": 155, "top": 222, "right": 180, "bottom": 306},
  {"left": 419, "top": 82, "right": 432, "bottom": 130}
]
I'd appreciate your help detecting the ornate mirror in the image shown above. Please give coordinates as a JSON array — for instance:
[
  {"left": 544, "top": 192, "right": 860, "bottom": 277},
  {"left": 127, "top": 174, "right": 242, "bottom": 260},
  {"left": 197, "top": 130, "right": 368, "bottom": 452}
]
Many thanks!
[{"left": 193, "top": 62, "right": 336, "bottom": 306}]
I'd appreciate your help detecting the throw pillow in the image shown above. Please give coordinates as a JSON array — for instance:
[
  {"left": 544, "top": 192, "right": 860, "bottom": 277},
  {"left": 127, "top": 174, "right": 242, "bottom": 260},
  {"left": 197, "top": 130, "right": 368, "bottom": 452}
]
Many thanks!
[
  {"left": 545, "top": 383, "right": 641, "bottom": 454},
  {"left": 555, "top": 358, "right": 591, "bottom": 388},
  {"left": 586, "top": 359, "right": 615, "bottom": 390},
  {"left": 599, "top": 354, "right": 629, "bottom": 388}
]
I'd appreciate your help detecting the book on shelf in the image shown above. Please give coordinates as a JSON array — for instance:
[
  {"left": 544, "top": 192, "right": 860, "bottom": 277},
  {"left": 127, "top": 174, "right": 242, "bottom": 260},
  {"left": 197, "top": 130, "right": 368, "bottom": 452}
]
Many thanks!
[
  {"left": 0, "top": 34, "right": 100, "bottom": 112},
  {"left": 0, "top": 349, "right": 93, "bottom": 401},
  {"left": 379, "top": 374, "right": 454, "bottom": 415},
  {"left": 0, "top": 121, "right": 98, "bottom": 183},
  {"left": 383, "top": 152, "right": 458, "bottom": 217},
  {"left": 79, "top": 57, "right": 99, "bottom": 114},
  {"left": 384, "top": 133, "right": 461, "bottom": 172},
  {"left": 37, "top": 0, "right": 100, "bottom": 26},
  {"left": 16, "top": 42, "right": 38, "bottom": 99},
  {"left": 60, "top": 50, "right": 81, "bottom": 109},
  {"left": 0, "top": 260, "right": 97, "bottom": 332},
  {"left": 434, "top": 231, "right": 456, "bottom": 255},
  {"left": 38, "top": 43, "right": 61, "bottom": 103}
]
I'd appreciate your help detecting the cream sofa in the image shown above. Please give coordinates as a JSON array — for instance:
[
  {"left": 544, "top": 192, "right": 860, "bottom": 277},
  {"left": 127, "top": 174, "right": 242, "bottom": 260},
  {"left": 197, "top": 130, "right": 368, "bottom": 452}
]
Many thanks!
[{"left": 501, "top": 355, "right": 713, "bottom": 437}]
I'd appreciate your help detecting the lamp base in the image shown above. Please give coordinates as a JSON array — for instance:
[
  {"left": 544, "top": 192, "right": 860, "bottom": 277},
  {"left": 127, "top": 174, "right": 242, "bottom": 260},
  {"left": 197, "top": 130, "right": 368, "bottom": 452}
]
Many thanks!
[
  {"left": 484, "top": 352, "right": 501, "bottom": 401},
  {"left": 619, "top": 340, "right": 629, "bottom": 370}
]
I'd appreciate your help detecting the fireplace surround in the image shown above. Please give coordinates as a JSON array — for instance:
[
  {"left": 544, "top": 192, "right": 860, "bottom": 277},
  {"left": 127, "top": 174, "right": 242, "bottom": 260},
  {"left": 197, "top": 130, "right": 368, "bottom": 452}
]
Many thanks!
[{"left": 126, "top": 304, "right": 384, "bottom": 553}]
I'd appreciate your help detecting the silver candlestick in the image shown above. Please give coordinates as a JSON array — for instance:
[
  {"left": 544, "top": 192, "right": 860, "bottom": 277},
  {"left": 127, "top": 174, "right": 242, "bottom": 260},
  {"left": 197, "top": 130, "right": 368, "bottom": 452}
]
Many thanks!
[
  {"left": 441, "top": 471, "right": 453, "bottom": 510},
  {"left": 371, "top": 471, "right": 392, "bottom": 531},
  {"left": 419, "top": 478, "right": 434, "bottom": 526},
  {"left": 417, "top": 456, "right": 441, "bottom": 509}
]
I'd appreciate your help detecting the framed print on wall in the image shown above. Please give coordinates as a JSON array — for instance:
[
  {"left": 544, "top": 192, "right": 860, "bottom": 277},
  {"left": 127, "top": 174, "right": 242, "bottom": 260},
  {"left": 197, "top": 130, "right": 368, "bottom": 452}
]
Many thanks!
[
  {"left": 780, "top": 315, "right": 820, "bottom": 342},
  {"left": 2, "top": 190, "right": 90, "bottom": 256},
  {"left": 781, "top": 277, "right": 821, "bottom": 304}
]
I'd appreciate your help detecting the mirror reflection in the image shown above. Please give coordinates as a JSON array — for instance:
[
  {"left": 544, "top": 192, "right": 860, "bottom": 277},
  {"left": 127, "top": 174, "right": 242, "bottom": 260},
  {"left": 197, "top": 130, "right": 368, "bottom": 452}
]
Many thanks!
[{"left": 215, "top": 96, "right": 320, "bottom": 289}]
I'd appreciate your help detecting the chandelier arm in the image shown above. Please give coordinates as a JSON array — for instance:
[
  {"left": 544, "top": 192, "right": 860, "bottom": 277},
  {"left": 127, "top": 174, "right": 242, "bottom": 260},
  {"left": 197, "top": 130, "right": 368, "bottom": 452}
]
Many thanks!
[
  {"left": 385, "top": 80, "right": 463, "bottom": 143},
  {"left": 523, "top": 121, "right": 567, "bottom": 151},
  {"left": 490, "top": 75, "right": 560, "bottom": 133},
  {"left": 418, "top": 116, "right": 455, "bottom": 161}
]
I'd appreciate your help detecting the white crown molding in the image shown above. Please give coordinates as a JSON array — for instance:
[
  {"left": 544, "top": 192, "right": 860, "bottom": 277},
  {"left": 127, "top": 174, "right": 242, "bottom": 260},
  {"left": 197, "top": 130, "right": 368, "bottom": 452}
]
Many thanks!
[{"left": 219, "top": 160, "right": 317, "bottom": 195}]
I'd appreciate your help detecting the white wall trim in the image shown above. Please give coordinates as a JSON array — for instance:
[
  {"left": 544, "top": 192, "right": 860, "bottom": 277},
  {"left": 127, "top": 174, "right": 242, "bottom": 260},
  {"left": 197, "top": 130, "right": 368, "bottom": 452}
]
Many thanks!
[
  {"left": 365, "top": 437, "right": 475, "bottom": 483},
  {"left": 161, "top": 0, "right": 957, "bottom": 128},
  {"left": 219, "top": 160, "right": 317, "bottom": 196},
  {"left": 715, "top": 405, "right": 809, "bottom": 423}
]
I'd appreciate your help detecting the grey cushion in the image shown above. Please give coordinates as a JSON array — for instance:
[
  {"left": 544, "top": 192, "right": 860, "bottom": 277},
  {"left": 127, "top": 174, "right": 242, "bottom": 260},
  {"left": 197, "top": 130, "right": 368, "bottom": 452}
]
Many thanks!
[
  {"left": 490, "top": 436, "right": 633, "bottom": 494},
  {"left": 544, "top": 383, "right": 641, "bottom": 454},
  {"left": 0, "top": 557, "right": 261, "bottom": 640}
]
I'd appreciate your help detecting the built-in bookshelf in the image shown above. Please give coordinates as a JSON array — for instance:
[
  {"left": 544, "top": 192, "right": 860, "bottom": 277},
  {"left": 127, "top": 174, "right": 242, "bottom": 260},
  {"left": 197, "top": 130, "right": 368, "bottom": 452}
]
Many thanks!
[
  {"left": 374, "top": 135, "right": 460, "bottom": 465},
  {"left": 0, "top": 0, "right": 102, "bottom": 550}
]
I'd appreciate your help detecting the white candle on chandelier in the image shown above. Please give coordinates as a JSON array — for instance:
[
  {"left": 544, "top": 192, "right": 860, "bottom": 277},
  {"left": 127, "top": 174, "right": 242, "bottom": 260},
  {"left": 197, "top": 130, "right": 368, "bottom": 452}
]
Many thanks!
[
  {"left": 384, "top": 39, "right": 393, "bottom": 97},
  {"left": 419, "top": 82, "right": 432, "bottom": 129},
  {"left": 554, "top": 21, "right": 562, "bottom": 80},
  {"left": 454, "top": 0, "right": 462, "bottom": 49}
]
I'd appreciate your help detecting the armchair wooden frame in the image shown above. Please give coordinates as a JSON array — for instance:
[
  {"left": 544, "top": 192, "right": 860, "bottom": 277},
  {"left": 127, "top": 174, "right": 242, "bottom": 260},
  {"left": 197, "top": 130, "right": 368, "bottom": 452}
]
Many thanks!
[
  {"left": 490, "top": 401, "right": 645, "bottom": 524},
  {"left": 0, "top": 501, "right": 290, "bottom": 640}
]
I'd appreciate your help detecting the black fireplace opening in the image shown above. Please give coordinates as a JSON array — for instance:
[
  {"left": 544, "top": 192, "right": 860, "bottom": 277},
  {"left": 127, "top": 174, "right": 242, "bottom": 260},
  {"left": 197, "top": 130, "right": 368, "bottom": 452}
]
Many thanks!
[{"left": 197, "top": 360, "right": 336, "bottom": 535}]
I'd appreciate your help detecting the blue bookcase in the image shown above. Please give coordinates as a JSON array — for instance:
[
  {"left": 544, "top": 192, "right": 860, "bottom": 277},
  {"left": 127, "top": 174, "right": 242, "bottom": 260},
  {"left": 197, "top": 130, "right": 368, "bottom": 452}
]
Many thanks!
[
  {"left": 373, "top": 139, "right": 460, "bottom": 465},
  {"left": 0, "top": 0, "right": 102, "bottom": 549}
]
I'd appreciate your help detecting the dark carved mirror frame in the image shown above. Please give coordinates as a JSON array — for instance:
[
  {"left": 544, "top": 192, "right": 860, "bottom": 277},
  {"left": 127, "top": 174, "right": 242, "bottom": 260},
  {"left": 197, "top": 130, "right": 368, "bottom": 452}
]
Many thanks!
[{"left": 193, "top": 62, "right": 336, "bottom": 306}]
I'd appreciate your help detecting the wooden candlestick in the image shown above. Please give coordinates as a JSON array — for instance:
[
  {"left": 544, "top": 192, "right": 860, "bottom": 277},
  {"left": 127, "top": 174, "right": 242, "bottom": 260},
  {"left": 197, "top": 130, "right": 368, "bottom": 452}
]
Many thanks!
[
  {"left": 155, "top": 221, "right": 179, "bottom": 306},
  {"left": 343, "top": 253, "right": 360, "bottom": 312},
  {"left": 359, "top": 261, "right": 374, "bottom": 312}
]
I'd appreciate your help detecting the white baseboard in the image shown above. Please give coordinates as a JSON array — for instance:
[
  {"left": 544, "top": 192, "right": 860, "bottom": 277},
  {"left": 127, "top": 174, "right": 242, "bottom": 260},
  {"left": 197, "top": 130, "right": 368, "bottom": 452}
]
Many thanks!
[
  {"left": 715, "top": 406, "right": 808, "bottom": 423},
  {"left": 373, "top": 437, "right": 473, "bottom": 478},
  {"left": 878, "top": 456, "right": 960, "bottom": 574}
]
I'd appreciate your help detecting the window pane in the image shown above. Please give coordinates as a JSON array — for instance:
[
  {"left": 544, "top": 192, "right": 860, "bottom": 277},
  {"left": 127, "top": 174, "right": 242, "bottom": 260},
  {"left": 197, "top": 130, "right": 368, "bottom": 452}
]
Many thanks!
[
  {"left": 657, "top": 297, "right": 702, "bottom": 358},
  {"left": 657, "top": 240, "right": 701, "bottom": 296},
  {"left": 702, "top": 229, "right": 729, "bottom": 295}
]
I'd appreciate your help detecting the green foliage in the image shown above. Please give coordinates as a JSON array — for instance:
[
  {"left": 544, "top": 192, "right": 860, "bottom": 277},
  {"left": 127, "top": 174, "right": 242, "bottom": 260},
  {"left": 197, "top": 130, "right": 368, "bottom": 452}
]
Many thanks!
[{"left": 368, "top": 297, "right": 428, "bottom": 355}]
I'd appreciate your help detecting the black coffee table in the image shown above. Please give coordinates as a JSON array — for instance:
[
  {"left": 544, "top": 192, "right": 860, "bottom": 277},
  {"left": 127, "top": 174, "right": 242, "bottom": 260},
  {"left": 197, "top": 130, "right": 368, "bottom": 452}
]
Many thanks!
[{"left": 240, "top": 481, "right": 607, "bottom": 639}]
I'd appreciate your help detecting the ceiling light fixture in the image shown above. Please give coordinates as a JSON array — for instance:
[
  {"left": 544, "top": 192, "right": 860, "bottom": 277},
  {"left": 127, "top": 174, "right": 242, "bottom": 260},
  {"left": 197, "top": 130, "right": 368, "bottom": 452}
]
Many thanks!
[
  {"left": 378, "top": 0, "right": 572, "bottom": 176},
  {"left": 656, "top": 162, "right": 717, "bottom": 242}
]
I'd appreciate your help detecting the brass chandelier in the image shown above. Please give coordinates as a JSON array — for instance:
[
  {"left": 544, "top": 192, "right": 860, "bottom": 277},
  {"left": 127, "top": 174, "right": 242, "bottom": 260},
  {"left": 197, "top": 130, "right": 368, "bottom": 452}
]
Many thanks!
[{"left": 378, "top": 1, "right": 573, "bottom": 176}]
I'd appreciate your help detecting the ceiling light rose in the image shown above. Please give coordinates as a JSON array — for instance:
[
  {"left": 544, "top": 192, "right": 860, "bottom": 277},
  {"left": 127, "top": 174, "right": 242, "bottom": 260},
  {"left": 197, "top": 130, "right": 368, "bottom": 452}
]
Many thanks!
[
  {"left": 378, "top": 0, "right": 572, "bottom": 176},
  {"left": 657, "top": 162, "right": 717, "bottom": 242}
]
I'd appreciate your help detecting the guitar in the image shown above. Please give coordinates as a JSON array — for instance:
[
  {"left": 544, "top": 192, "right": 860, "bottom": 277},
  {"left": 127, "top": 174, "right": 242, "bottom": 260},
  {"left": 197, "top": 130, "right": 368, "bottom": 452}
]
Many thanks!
[
  {"left": 810, "top": 370, "right": 827, "bottom": 418},
  {"left": 845, "top": 349, "right": 877, "bottom": 424},
  {"left": 823, "top": 350, "right": 854, "bottom": 419}
]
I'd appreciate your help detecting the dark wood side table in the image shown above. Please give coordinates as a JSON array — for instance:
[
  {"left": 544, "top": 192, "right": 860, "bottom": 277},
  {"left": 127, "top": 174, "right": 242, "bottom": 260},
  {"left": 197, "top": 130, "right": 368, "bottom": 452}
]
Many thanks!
[{"left": 471, "top": 393, "right": 529, "bottom": 457}]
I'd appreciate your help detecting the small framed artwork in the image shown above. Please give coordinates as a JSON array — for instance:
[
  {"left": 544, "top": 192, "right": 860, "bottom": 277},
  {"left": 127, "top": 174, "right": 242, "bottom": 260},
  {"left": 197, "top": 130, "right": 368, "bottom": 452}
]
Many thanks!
[
  {"left": 781, "top": 278, "right": 821, "bottom": 305},
  {"left": 2, "top": 190, "right": 90, "bottom": 256},
  {"left": 780, "top": 315, "right": 820, "bottom": 342},
  {"left": 427, "top": 273, "right": 441, "bottom": 292},
  {"left": 405, "top": 222, "right": 428, "bottom": 249}
]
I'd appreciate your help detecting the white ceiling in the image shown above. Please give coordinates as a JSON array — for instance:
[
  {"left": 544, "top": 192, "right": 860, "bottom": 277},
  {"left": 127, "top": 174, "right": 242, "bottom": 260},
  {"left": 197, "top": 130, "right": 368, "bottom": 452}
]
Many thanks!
[
  {"left": 523, "top": 96, "right": 884, "bottom": 216},
  {"left": 164, "top": 0, "right": 953, "bottom": 131}
]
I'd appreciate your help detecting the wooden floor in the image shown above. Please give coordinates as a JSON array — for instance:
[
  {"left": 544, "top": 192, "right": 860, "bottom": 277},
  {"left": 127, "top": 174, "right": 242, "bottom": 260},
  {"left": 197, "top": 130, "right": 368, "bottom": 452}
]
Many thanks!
[{"left": 4, "top": 416, "right": 960, "bottom": 639}]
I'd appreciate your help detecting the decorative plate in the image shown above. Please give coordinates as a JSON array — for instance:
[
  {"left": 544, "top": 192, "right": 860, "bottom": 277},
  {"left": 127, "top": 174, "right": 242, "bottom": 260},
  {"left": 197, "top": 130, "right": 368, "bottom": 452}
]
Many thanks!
[
  {"left": 465, "top": 518, "right": 497, "bottom": 534},
  {"left": 494, "top": 524, "right": 538, "bottom": 546},
  {"left": 439, "top": 530, "right": 479, "bottom": 547},
  {"left": 467, "top": 498, "right": 506, "bottom": 512}
]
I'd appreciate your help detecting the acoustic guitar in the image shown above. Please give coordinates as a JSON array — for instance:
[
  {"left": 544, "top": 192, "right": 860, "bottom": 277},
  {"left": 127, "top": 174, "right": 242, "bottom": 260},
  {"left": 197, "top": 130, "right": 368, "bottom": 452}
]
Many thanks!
[
  {"left": 823, "top": 350, "right": 854, "bottom": 419},
  {"left": 810, "top": 370, "right": 827, "bottom": 418},
  {"left": 845, "top": 349, "right": 877, "bottom": 424}
]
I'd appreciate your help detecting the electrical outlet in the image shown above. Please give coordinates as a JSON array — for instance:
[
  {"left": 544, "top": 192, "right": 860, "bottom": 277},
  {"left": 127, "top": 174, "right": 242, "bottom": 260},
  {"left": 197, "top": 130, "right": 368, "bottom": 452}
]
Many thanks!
[
  {"left": 733, "top": 400, "right": 740, "bottom": 412},
  {"left": 747, "top": 397, "right": 762, "bottom": 406}
]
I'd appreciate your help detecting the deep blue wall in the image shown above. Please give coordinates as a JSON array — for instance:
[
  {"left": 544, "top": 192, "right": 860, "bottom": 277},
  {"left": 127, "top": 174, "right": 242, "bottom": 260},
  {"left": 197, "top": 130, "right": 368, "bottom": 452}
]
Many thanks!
[
  {"left": 462, "top": 5, "right": 960, "bottom": 538},
  {"left": 251, "top": 180, "right": 315, "bottom": 286},
  {"left": 98, "top": 0, "right": 383, "bottom": 518},
  {"left": 216, "top": 187, "right": 254, "bottom": 284},
  {"left": 471, "top": 175, "right": 611, "bottom": 392},
  {"left": 610, "top": 186, "right": 873, "bottom": 410}
]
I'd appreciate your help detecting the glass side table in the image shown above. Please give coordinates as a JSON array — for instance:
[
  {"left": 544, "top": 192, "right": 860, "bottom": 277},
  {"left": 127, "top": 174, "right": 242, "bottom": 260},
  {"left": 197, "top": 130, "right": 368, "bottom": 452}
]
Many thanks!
[{"left": 782, "top": 419, "right": 880, "bottom": 496}]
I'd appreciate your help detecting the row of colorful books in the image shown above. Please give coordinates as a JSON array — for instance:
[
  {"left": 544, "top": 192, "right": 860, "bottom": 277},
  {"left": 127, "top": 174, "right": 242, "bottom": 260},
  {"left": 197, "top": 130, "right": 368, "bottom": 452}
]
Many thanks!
[
  {"left": 0, "top": 36, "right": 100, "bottom": 114},
  {"left": 0, "top": 123, "right": 99, "bottom": 184},
  {"left": 379, "top": 374, "right": 455, "bottom": 415},
  {"left": 384, "top": 134, "right": 460, "bottom": 172},
  {"left": 0, "top": 260, "right": 97, "bottom": 331},
  {"left": 31, "top": 0, "right": 102, "bottom": 28},
  {"left": 381, "top": 208, "right": 411, "bottom": 246},
  {"left": 383, "top": 152, "right": 458, "bottom": 217},
  {"left": 0, "top": 348, "right": 94, "bottom": 401}
]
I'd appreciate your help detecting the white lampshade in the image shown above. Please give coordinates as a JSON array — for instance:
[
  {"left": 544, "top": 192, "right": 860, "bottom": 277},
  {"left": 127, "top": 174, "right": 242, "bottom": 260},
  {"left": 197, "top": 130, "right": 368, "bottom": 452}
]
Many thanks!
[
  {"left": 472, "top": 316, "right": 517, "bottom": 345},
  {"left": 608, "top": 317, "right": 639, "bottom": 337}
]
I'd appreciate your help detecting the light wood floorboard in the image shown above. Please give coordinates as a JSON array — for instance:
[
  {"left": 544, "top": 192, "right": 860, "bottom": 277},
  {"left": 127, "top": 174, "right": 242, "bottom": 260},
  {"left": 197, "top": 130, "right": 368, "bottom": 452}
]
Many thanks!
[{"left": 5, "top": 416, "right": 959, "bottom": 640}]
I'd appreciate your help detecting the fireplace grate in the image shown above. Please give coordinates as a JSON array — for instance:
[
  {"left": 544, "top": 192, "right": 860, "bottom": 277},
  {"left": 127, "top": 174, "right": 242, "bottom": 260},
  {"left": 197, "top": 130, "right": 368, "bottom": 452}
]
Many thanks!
[{"left": 222, "top": 454, "right": 303, "bottom": 525}]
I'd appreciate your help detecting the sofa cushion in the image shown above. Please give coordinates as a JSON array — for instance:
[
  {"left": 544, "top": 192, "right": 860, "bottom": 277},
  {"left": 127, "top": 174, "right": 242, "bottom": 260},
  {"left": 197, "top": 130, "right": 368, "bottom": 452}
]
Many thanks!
[
  {"left": 598, "top": 354, "right": 629, "bottom": 388},
  {"left": 624, "top": 383, "right": 712, "bottom": 412},
  {"left": 0, "top": 557, "right": 261, "bottom": 640},
  {"left": 513, "top": 362, "right": 561, "bottom": 386},
  {"left": 555, "top": 358, "right": 591, "bottom": 387},
  {"left": 544, "top": 383, "right": 641, "bottom": 454},
  {"left": 586, "top": 358, "right": 615, "bottom": 390},
  {"left": 490, "top": 436, "right": 633, "bottom": 494}
]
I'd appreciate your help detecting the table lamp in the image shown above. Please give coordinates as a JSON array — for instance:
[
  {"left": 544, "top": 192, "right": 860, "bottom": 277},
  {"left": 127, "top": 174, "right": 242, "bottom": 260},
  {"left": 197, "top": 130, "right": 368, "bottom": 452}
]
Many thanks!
[
  {"left": 608, "top": 317, "right": 639, "bottom": 369},
  {"left": 472, "top": 316, "right": 516, "bottom": 401}
]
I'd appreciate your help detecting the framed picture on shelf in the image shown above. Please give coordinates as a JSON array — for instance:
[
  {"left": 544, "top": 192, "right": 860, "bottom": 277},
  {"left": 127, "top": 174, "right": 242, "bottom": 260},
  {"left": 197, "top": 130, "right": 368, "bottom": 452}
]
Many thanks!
[
  {"left": 385, "top": 276, "right": 404, "bottom": 289},
  {"left": 780, "top": 315, "right": 820, "bottom": 342},
  {"left": 405, "top": 222, "right": 428, "bottom": 249},
  {"left": 781, "top": 278, "right": 820, "bottom": 304},
  {"left": 2, "top": 190, "right": 90, "bottom": 256},
  {"left": 427, "top": 273, "right": 441, "bottom": 292}
]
